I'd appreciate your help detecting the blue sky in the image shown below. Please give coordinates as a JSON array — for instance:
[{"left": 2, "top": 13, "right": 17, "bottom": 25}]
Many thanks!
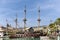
[{"left": 0, "top": 0, "right": 60, "bottom": 27}]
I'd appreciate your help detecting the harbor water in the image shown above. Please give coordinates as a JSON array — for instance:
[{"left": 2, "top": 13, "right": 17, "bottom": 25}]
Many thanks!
[
  {"left": 0, "top": 37, "right": 40, "bottom": 40},
  {"left": 0, "top": 36, "right": 60, "bottom": 40}
]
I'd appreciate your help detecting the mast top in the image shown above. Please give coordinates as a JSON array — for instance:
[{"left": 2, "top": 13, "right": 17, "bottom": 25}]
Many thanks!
[
  {"left": 16, "top": 13, "right": 18, "bottom": 19},
  {"left": 37, "top": 6, "right": 40, "bottom": 21},
  {"left": 24, "top": 5, "right": 26, "bottom": 13},
  {"left": 23, "top": 5, "right": 27, "bottom": 21},
  {"left": 38, "top": 7, "right": 40, "bottom": 13}
]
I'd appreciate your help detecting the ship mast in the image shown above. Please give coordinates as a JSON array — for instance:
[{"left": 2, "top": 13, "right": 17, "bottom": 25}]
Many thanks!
[
  {"left": 37, "top": 7, "right": 40, "bottom": 28},
  {"left": 23, "top": 5, "right": 27, "bottom": 30},
  {"left": 6, "top": 19, "right": 8, "bottom": 35},
  {"left": 15, "top": 13, "right": 18, "bottom": 29}
]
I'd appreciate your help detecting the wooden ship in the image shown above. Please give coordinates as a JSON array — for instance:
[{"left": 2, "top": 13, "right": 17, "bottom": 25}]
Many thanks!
[{"left": 5, "top": 6, "right": 47, "bottom": 38}]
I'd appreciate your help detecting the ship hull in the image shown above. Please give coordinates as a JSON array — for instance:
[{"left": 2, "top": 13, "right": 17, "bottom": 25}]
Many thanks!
[{"left": 9, "top": 33, "right": 40, "bottom": 38}]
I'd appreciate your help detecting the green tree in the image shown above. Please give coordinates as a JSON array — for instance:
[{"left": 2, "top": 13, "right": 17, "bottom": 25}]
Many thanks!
[
  {"left": 54, "top": 18, "right": 60, "bottom": 25},
  {"left": 49, "top": 23, "right": 55, "bottom": 28},
  {"left": 49, "top": 23, "right": 57, "bottom": 32},
  {"left": 49, "top": 18, "right": 60, "bottom": 31}
]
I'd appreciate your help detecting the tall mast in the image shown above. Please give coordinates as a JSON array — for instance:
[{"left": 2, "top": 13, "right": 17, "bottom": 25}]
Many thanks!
[
  {"left": 37, "top": 7, "right": 40, "bottom": 27},
  {"left": 15, "top": 13, "right": 18, "bottom": 29},
  {"left": 6, "top": 19, "right": 8, "bottom": 35},
  {"left": 23, "top": 5, "right": 27, "bottom": 30}
]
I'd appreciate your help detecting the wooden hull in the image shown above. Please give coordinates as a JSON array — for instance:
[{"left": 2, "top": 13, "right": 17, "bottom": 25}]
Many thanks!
[{"left": 9, "top": 33, "right": 40, "bottom": 38}]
